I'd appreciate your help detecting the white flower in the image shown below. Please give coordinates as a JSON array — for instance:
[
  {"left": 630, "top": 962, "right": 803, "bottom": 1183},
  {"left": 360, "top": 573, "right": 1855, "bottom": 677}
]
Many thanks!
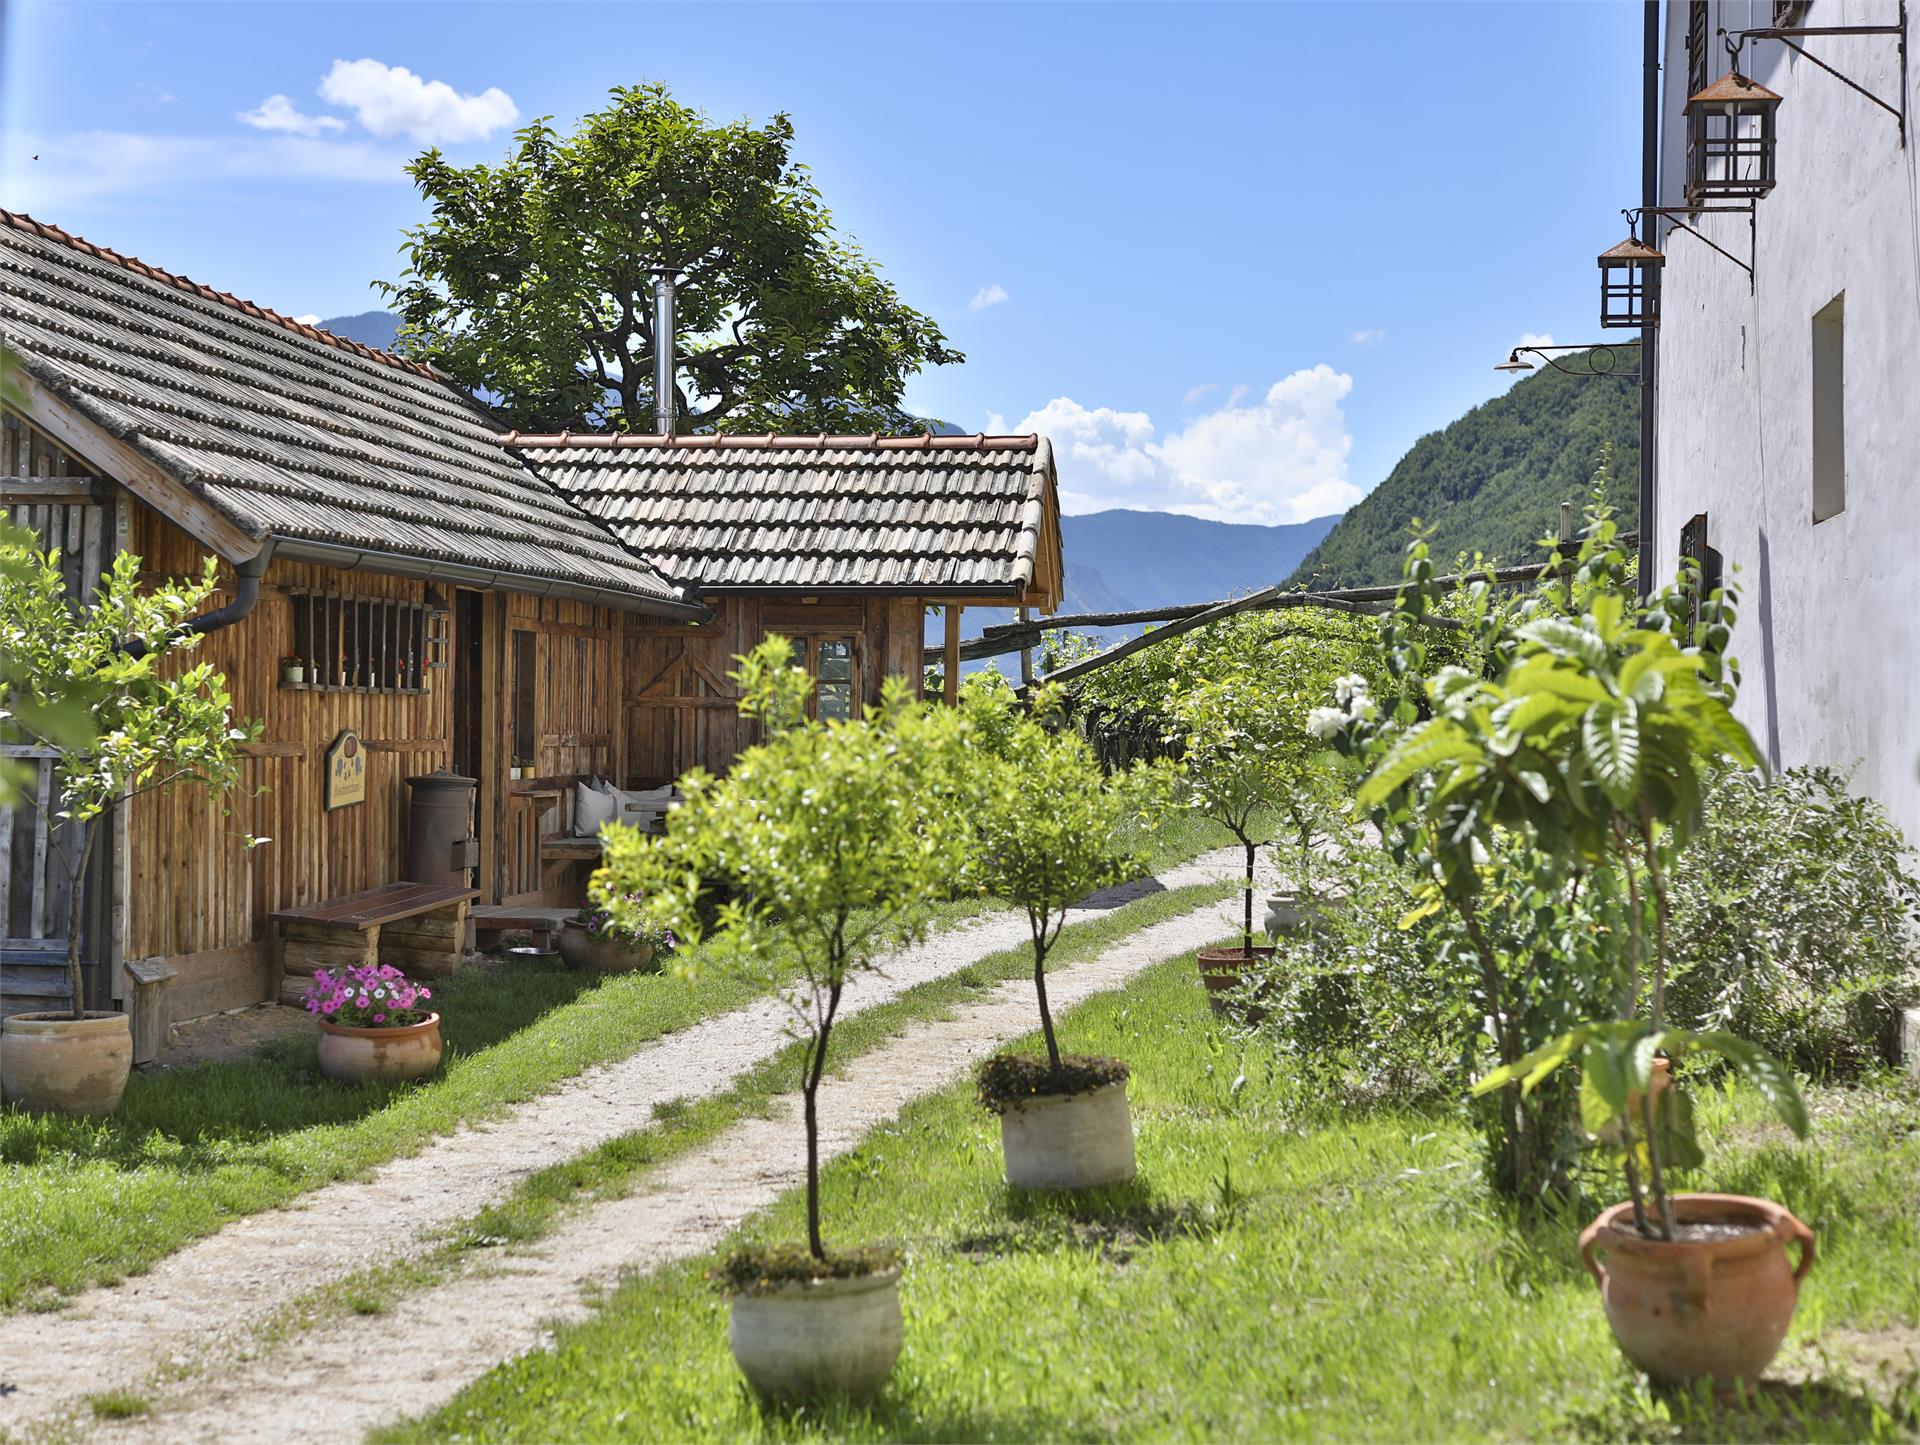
[
  {"left": 1349, "top": 697, "right": 1378, "bottom": 722},
  {"left": 1470, "top": 837, "right": 1490, "bottom": 866},
  {"left": 372, "top": 987, "right": 387, "bottom": 999},
  {"left": 1334, "top": 674, "right": 1370, "bottom": 705},
  {"left": 1306, "top": 706, "right": 1348, "bottom": 740}
]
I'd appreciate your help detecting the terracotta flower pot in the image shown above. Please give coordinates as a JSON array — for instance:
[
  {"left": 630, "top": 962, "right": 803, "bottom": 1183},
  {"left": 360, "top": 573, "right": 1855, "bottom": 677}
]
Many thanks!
[
  {"left": 557, "top": 923, "right": 659, "bottom": 975},
  {"left": 316, "top": 1013, "right": 443, "bottom": 1085},
  {"left": 728, "top": 1266, "right": 904, "bottom": 1402},
  {"left": 1000, "top": 1080, "right": 1136, "bottom": 1190},
  {"left": 0, "top": 1011, "right": 133, "bottom": 1115},
  {"left": 1195, "top": 945, "right": 1276, "bottom": 1020},
  {"left": 1579, "top": 1192, "right": 1816, "bottom": 1388}
]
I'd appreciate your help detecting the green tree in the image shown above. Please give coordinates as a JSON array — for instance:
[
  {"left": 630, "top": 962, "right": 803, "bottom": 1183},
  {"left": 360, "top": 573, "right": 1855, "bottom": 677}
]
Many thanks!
[
  {"left": 0, "top": 545, "right": 260, "bottom": 1016},
  {"left": 595, "top": 639, "right": 973, "bottom": 1259},
  {"left": 383, "top": 84, "right": 963, "bottom": 434},
  {"left": 966, "top": 686, "right": 1158, "bottom": 1070}
]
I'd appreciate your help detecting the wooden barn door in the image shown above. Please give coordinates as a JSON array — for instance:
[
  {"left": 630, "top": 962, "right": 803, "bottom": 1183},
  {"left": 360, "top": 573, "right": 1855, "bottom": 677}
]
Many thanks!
[
  {"left": 2, "top": 491, "right": 109, "bottom": 1015},
  {"left": 625, "top": 645, "right": 742, "bottom": 788}
]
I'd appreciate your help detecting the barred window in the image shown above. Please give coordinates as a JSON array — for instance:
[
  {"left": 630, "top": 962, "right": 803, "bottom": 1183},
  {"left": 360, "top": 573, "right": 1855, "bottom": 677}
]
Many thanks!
[{"left": 289, "top": 591, "right": 431, "bottom": 692}]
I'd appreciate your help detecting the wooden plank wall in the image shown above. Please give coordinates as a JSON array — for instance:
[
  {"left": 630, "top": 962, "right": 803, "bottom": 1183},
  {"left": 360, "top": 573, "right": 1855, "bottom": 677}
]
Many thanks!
[
  {"left": 622, "top": 596, "right": 924, "bottom": 788},
  {"left": 494, "top": 592, "right": 621, "bottom": 906},
  {"left": 126, "top": 507, "right": 454, "bottom": 1014}
]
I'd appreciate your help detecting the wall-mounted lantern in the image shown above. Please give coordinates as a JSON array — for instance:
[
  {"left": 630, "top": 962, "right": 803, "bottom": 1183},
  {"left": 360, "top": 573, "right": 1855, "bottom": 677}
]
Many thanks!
[
  {"left": 1598, "top": 232, "right": 1664, "bottom": 329},
  {"left": 1685, "top": 70, "right": 1782, "bottom": 200}
]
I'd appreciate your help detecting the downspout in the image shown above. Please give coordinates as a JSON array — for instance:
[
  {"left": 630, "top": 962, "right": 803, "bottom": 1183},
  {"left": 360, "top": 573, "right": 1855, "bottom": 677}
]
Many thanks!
[
  {"left": 123, "top": 540, "right": 275, "bottom": 658},
  {"left": 1639, "top": 0, "right": 1661, "bottom": 596}
]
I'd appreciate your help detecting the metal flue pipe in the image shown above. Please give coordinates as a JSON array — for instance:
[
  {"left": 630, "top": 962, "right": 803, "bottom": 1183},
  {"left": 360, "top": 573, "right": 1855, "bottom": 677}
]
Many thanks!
[{"left": 652, "top": 267, "right": 676, "bottom": 435}]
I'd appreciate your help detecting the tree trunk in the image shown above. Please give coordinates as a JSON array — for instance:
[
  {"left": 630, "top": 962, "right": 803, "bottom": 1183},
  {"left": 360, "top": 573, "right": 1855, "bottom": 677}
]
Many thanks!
[
  {"left": 802, "top": 979, "right": 845, "bottom": 1261},
  {"left": 1242, "top": 841, "right": 1256, "bottom": 956},
  {"left": 1032, "top": 911, "right": 1061, "bottom": 1072},
  {"left": 63, "top": 819, "right": 97, "bottom": 1021}
]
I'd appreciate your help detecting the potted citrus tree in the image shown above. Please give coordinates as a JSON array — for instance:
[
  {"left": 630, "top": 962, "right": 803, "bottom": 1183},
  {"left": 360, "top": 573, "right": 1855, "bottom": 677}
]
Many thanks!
[
  {"left": 595, "top": 638, "right": 973, "bottom": 1402},
  {"left": 301, "top": 963, "right": 441, "bottom": 1084},
  {"left": 1173, "top": 670, "right": 1330, "bottom": 1012},
  {"left": 967, "top": 685, "right": 1158, "bottom": 1189},
  {"left": 1363, "top": 580, "right": 1815, "bottom": 1389},
  {"left": 0, "top": 543, "right": 257, "bottom": 1115}
]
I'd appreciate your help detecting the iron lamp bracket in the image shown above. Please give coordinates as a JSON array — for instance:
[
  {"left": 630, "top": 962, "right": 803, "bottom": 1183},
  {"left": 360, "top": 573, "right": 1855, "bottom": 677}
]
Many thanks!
[
  {"left": 1721, "top": 3, "right": 1908, "bottom": 145},
  {"left": 1629, "top": 203, "right": 1756, "bottom": 294}
]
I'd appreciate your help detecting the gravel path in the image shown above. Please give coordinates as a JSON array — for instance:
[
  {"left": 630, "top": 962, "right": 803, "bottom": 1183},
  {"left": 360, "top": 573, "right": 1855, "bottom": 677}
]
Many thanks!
[
  {"left": 106, "top": 893, "right": 1244, "bottom": 1445},
  {"left": 0, "top": 851, "right": 1243, "bottom": 1436}
]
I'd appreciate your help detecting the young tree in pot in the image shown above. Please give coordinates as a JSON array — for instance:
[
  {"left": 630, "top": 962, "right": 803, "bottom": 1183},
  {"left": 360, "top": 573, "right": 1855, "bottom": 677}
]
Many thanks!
[
  {"left": 0, "top": 546, "right": 259, "bottom": 1114},
  {"left": 1362, "top": 570, "right": 1815, "bottom": 1389},
  {"left": 1173, "top": 671, "right": 1330, "bottom": 1008},
  {"left": 595, "top": 638, "right": 973, "bottom": 1403},
  {"left": 965, "top": 685, "right": 1161, "bottom": 1190}
]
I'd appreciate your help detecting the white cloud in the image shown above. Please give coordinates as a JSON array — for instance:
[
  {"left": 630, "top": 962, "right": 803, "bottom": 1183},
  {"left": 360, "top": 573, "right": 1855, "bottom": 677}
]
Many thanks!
[
  {"left": 238, "top": 94, "right": 348, "bottom": 138},
  {"left": 1350, "top": 327, "right": 1387, "bottom": 346},
  {"left": 2, "top": 129, "right": 406, "bottom": 210},
  {"left": 968, "top": 283, "right": 1009, "bottom": 311},
  {"left": 991, "top": 364, "right": 1363, "bottom": 525},
  {"left": 292, "top": 314, "right": 322, "bottom": 326},
  {"left": 318, "top": 59, "right": 518, "bottom": 145},
  {"left": 1182, "top": 383, "right": 1216, "bottom": 407},
  {"left": 1517, "top": 332, "right": 1556, "bottom": 352}
]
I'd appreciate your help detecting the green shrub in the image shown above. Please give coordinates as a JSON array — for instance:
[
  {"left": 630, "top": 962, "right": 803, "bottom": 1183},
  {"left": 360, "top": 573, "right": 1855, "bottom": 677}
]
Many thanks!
[{"left": 1666, "top": 765, "right": 1920, "bottom": 1077}]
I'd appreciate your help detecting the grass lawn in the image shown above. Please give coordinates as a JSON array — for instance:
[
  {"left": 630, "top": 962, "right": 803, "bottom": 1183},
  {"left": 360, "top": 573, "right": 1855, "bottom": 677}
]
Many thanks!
[
  {"left": 379, "top": 955, "right": 1920, "bottom": 1445},
  {"left": 0, "top": 821, "right": 1237, "bottom": 1315}
]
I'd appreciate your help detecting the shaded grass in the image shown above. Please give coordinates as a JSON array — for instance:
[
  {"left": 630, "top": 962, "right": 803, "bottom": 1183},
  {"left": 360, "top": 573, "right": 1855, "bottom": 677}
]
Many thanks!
[
  {"left": 84, "top": 1391, "right": 151, "bottom": 1421},
  {"left": 378, "top": 958, "right": 1920, "bottom": 1444}
]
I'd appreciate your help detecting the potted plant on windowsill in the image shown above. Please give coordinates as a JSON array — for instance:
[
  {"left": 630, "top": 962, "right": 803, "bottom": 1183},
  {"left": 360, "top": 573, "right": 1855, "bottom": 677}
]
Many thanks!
[
  {"left": 1362, "top": 565, "right": 1815, "bottom": 1389},
  {"left": 0, "top": 542, "right": 259, "bottom": 1115},
  {"left": 280, "top": 654, "right": 304, "bottom": 685},
  {"left": 302, "top": 963, "right": 441, "bottom": 1084},
  {"left": 595, "top": 638, "right": 974, "bottom": 1402},
  {"left": 966, "top": 684, "right": 1160, "bottom": 1189},
  {"left": 558, "top": 898, "right": 673, "bottom": 974}
]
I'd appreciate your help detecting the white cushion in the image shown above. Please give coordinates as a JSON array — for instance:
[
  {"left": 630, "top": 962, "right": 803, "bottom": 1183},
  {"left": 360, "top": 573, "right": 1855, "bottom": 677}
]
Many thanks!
[{"left": 574, "top": 780, "right": 616, "bottom": 837}]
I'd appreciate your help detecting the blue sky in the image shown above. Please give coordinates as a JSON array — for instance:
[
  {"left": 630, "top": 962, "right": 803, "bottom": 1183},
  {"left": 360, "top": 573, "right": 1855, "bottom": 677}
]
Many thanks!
[{"left": 1, "top": 1, "right": 1645, "bottom": 525}]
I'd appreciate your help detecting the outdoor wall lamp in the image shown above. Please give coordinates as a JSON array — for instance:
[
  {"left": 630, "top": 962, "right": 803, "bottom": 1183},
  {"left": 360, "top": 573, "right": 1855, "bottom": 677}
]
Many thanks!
[
  {"left": 1685, "top": 59, "right": 1783, "bottom": 201},
  {"left": 1493, "top": 342, "right": 1641, "bottom": 380},
  {"left": 1598, "top": 220, "right": 1664, "bottom": 329}
]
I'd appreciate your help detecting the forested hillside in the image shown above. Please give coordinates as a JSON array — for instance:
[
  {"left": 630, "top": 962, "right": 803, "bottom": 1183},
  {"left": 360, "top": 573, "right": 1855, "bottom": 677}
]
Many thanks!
[{"left": 1285, "top": 354, "right": 1640, "bottom": 589}]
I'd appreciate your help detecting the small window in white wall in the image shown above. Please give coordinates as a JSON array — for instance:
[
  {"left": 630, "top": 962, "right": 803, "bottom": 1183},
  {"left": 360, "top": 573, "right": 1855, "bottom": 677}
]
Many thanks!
[{"left": 1812, "top": 293, "right": 1845, "bottom": 523}]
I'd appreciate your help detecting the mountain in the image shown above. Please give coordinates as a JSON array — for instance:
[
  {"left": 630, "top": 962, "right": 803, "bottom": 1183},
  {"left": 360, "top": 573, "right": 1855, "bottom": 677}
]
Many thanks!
[
  {"left": 932, "top": 509, "right": 1341, "bottom": 664},
  {"left": 318, "top": 311, "right": 401, "bottom": 351},
  {"left": 1284, "top": 355, "right": 1641, "bottom": 590}
]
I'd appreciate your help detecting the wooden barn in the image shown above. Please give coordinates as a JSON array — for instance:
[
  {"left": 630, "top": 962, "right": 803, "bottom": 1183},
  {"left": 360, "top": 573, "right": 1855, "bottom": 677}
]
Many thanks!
[{"left": 0, "top": 211, "right": 1062, "bottom": 1031}]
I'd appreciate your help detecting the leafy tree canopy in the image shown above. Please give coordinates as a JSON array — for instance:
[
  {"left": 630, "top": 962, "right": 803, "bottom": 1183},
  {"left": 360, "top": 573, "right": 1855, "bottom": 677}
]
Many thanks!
[{"left": 383, "top": 84, "right": 963, "bottom": 434}]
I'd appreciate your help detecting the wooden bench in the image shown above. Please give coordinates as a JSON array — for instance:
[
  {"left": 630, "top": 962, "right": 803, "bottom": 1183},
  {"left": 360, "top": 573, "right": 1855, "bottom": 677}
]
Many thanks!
[
  {"left": 470, "top": 904, "right": 573, "bottom": 952},
  {"left": 272, "top": 882, "right": 478, "bottom": 1005}
]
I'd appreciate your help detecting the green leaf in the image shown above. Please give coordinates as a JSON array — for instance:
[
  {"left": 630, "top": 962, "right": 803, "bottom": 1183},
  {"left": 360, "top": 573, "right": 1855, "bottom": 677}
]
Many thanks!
[
  {"left": 1688, "top": 1031, "right": 1811, "bottom": 1139},
  {"left": 1582, "top": 699, "right": 1641, "bottom": 808}
]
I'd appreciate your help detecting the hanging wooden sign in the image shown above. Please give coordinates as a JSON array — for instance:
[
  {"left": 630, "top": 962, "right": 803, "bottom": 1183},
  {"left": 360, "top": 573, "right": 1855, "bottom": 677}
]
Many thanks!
[{"left": 324, "top": 729, "right": 367, "bottom": 811}]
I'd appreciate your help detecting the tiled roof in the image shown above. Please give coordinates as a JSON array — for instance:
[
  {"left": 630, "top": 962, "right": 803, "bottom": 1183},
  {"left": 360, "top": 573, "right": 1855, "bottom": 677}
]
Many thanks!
[
  {"left": 0, "top": 212, "right": 688, "bottom": 609},
  {"left": 509, "top": 432, "right": 1060, "bottom": 596}
]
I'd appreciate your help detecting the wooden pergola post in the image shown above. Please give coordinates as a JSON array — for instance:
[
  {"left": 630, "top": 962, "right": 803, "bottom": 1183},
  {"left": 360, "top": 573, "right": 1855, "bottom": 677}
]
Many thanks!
[{"left": 943, "top": 603, "right": 961, "bottom": 706}]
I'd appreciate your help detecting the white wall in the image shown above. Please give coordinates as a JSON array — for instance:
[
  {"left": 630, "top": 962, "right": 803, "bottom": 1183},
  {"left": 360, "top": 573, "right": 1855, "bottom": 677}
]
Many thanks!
[{"left": 1655, "top": 0, "right": 1920, "bottom": 844}]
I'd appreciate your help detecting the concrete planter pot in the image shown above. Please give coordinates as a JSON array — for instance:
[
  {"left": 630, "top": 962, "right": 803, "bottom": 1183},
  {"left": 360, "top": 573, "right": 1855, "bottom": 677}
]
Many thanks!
[
  {"left": 0, "top": 1010, "right": 133, "bottom": 1115},
  {"left": 728, "top": 1266, "right": 904, "bottom": 1403},
  {"left": 1194, "top": 945, "right": 1276, "bottom": 1020},
  {"left": 316, "top": 1013, "right": 442, "bottom": 1085},
  {"left": 557, "top": 923, "right": 659, "bottom": 975},
  {"left": 1579, "top": 1192, "right": 1816, "bottom": 1388},
  {"left": 1000, "top": 1079, "right": 1136, "bottom": 1190},
  {"left": 1261, "top": 890, "right": 1342, "bottom": 941}
]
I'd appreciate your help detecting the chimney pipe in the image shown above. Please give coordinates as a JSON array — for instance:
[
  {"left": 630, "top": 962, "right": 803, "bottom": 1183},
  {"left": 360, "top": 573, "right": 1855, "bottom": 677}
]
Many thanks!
[{"left": 652, "top": 267, "right": 676, "bottom": 435}]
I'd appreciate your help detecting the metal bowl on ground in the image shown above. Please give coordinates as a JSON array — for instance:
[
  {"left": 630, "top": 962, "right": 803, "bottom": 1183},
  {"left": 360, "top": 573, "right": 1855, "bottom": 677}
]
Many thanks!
[{"left": 504, "top": 944, "right": 560, "bottom": 965}]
